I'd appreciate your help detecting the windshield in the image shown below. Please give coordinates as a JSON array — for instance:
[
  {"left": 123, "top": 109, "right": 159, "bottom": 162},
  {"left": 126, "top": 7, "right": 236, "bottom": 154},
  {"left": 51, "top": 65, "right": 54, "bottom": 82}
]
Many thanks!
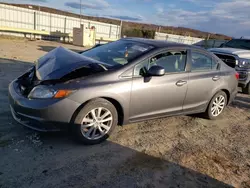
[
  {"left": 224, "top": 39, "right": 250, "bottom": 50},
  {"left": 81, "top": 40, "right": 154, "bottom": 67}
]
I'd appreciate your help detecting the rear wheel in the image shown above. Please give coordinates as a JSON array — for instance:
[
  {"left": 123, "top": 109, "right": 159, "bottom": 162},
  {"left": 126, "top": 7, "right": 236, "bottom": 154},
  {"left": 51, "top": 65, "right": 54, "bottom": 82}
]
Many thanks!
[
  {"left": 205, "top": 91, "right": 227, "bottom": 120},
  {"left": 73, "top": 98, "right": 118, "bottom": 145},
  {"left": 242, "top": 82, "right": 250, "bottom": 95}
]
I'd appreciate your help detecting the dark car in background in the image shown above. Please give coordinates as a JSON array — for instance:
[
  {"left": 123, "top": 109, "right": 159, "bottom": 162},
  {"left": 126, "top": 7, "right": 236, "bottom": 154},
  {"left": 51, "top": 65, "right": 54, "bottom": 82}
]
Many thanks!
[{"left": 9, "top": 38, "right": 238, "bottom": 144}]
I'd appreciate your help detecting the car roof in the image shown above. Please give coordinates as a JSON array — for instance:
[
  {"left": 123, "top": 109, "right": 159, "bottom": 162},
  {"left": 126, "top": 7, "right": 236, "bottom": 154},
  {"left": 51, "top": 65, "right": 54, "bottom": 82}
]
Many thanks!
[{"left": 121, "top": 37, "right": 203, "bottom": 50}]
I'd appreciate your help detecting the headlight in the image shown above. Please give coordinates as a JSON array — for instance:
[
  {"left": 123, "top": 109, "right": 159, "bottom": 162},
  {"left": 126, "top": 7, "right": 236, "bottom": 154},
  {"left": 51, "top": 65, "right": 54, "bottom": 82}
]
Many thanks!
[
  {"left": 28, "top": 85, "right": 73, "bottom": 99},
  {"left": 237, "top": 58, "right": 250, "bottom": 68},
  {"left": 28, "top": 86, "right": 57, "bottom": 99}
]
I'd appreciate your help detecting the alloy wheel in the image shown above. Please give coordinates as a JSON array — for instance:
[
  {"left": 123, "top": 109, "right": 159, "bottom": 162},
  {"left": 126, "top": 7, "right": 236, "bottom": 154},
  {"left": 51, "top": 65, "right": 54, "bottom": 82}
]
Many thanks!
[
  {"left": 211, "top": 95, "right": 226, "bottom": 117},
  {"left": 81, "top": 107, "right": 113, "bottom": 140}
]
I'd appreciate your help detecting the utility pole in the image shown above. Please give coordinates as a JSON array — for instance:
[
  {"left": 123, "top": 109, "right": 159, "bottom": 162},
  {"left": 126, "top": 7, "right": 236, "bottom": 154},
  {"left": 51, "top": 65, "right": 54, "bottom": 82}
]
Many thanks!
[
  {"left": 80, "top": 0, "right": 82, "bottom": 26},
  {"left": 120, "top": 20, "right": 123, "bottom": 38},
  {"left": 38, "top": 4, "right": 40, "bottom": 30}
]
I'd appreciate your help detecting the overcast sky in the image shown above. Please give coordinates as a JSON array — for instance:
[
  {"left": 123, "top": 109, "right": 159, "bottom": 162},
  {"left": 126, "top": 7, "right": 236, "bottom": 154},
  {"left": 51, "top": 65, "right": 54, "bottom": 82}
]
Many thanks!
[{"left": 2, "top": 0, "right": 250, "bottom": 37}]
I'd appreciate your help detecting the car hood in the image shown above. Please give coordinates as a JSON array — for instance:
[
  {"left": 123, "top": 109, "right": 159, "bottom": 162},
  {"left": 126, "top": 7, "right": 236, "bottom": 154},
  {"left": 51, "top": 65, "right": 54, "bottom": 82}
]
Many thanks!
[
  {"left": 209, "top": 47, "right": 250, "bottom": 59},
  {"left": 35, "top": 46, "right": 109, "bottom": 81}
]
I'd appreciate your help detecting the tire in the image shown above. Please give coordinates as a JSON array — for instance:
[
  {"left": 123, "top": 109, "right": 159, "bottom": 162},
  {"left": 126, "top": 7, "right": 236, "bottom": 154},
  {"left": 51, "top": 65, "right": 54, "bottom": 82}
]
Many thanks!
[
  {"left": 72, "top": 98, "right": 118, "bottom": 145},
  {"left": 242, "top": 82, "right": 250, "bottom": 95},
  {"left": 205, "top": 91, "right": 227, "bottom": 120}
]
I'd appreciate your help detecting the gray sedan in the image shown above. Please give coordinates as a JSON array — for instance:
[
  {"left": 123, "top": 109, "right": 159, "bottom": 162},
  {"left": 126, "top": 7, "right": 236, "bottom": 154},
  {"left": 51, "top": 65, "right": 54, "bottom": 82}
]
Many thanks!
[{"left": 9, "top": 38, "right": 238, "bottom": 144}]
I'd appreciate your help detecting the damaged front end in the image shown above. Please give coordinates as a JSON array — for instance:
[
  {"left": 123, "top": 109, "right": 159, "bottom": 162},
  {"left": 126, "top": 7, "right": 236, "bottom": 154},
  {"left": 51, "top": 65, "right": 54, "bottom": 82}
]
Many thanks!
[
  {"left": 17, "top": 46, "right": 109, "bottom": 98},
  {"left": 18, "top": 66, "right": 38, "bottom": 97}
]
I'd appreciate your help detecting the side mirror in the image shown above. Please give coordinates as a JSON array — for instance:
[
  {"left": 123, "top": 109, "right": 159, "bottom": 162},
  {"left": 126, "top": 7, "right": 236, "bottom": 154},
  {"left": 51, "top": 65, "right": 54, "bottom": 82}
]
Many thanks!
[{"left": 148, "top": 65, "right": 165, "bottom": 76}]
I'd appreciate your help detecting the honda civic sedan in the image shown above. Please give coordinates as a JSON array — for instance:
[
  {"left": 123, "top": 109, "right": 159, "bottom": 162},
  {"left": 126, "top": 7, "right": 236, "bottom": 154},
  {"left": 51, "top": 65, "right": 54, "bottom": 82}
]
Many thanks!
[{"left": 9, "top": 38, "right": 239, "bottom": 144}]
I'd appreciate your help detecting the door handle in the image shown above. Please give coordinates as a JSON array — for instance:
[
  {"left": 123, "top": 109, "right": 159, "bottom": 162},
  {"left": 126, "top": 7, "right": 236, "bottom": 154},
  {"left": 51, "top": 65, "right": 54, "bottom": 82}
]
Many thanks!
[
  {"left": 176, "top": 80, "right": 187, "bottom": 86},
  {"left": 212, "top": 76, "right": 220, "bottom": 81}
]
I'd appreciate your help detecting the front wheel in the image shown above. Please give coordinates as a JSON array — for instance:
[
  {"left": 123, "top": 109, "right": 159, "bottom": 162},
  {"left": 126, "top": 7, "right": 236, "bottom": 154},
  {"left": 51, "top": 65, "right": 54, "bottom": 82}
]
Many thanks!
[
  {"left": 205, "top": 91, "right": 227, "bottom": 120},
  {"left": 242, "top": 82, "right": 250, "bottom": 95},
  {"left": 72, "top": 98, "right": 118, "bottom": 145}
]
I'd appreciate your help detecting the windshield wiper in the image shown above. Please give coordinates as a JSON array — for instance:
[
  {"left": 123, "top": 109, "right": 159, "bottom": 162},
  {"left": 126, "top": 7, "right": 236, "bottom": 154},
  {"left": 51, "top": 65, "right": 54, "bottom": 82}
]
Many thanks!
[{"left": 97, "top": 63, "right": 108, "bottom": 71}]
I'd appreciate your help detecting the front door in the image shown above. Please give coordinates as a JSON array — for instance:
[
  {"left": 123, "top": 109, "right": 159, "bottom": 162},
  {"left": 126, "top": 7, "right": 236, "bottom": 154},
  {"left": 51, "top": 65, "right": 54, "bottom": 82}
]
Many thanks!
[{"left": 129, "top": 49, "right": 189, "bottom": 122}]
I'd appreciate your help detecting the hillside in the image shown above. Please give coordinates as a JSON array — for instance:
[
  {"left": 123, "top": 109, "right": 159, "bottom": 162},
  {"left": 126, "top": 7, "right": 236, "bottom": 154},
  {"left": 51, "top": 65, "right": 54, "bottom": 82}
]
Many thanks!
[{"left": 3, "top": 3, "right": 231, "bottom": 40}]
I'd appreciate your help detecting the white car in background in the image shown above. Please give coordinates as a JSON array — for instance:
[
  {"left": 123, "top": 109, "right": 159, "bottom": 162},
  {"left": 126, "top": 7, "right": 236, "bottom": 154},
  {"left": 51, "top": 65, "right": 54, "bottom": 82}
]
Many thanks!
[{"left": 209, "top": 38, "right": 250, "bottom": 94}]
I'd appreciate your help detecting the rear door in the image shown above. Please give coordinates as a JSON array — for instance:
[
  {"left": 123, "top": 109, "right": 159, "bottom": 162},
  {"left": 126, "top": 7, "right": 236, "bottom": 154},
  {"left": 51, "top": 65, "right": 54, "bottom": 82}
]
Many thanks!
[
  {"left": 129, "top": 49, "right": 189, "bottom": 122},
  {"left": 183, "top": 50, "right": 221, "bottom": 113}
]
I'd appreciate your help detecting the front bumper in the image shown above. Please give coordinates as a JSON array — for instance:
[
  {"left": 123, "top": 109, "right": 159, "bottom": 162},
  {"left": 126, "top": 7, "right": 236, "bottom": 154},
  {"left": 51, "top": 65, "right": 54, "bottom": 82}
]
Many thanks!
[
  {"left": 10, "top": 105, "right": 61, "bottom": 132},
  {"left": 237, "top": 69, "right": 250, "bottom": 88},
  {"left": 8, "top": 80, "right": 81, "bottom": 132}
]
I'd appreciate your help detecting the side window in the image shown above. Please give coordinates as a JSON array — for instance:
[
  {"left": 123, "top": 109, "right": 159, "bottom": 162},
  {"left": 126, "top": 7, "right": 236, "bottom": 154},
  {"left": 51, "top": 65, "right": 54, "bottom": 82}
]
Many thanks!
[
  {"left": 191, "top": 52, "right": 218, "bottom": 71},
  {"left": 212, "top": 58, "right": 219, "bottom": 70},
  {"left": 121, "top": 68, "right": 133, "bottom": 77},
  {"left": 149, "top": 50, "right": 187, "bottom": 73},
  {"left": 134, "top": 59, "right": 149, "bottom": 76},
  {"left": 133, "top": 50, "right": 187, "bottom": 76}
]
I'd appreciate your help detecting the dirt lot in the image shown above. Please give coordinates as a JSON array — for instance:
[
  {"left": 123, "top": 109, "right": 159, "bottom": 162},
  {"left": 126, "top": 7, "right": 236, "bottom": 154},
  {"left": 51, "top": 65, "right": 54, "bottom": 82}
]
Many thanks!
[{"left": 0, "top": 37, "right": 250, "bottom": 188}]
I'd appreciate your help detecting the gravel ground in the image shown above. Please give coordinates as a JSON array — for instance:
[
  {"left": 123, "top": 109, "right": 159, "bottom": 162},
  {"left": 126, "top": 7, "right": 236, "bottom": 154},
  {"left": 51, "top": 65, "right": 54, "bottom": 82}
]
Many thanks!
[{"left": 0, "top": 37, "right": 250, "bottom": 188}]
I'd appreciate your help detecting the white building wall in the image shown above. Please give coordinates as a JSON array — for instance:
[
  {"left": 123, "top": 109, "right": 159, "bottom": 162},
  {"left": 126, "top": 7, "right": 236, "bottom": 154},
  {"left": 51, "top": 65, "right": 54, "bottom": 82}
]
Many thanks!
[
  {"left": 155, "top": 32, "right": 204, "bottom": 45},
  {"left": 0, "top": 3, "right": 120, "bottom": 39}
]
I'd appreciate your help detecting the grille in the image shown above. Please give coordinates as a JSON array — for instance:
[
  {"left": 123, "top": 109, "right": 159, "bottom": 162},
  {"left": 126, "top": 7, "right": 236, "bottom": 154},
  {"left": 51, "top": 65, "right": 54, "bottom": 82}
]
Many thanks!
[{"left": 213, "top": 53, "right": 237, "bottom": 68}]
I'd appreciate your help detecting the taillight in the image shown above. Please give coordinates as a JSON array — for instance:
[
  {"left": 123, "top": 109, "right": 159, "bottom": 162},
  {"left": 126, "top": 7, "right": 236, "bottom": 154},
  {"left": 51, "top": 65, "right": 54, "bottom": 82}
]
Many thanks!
[{"left": 235, "top": 72, "right": 239, "bottom": 80}]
